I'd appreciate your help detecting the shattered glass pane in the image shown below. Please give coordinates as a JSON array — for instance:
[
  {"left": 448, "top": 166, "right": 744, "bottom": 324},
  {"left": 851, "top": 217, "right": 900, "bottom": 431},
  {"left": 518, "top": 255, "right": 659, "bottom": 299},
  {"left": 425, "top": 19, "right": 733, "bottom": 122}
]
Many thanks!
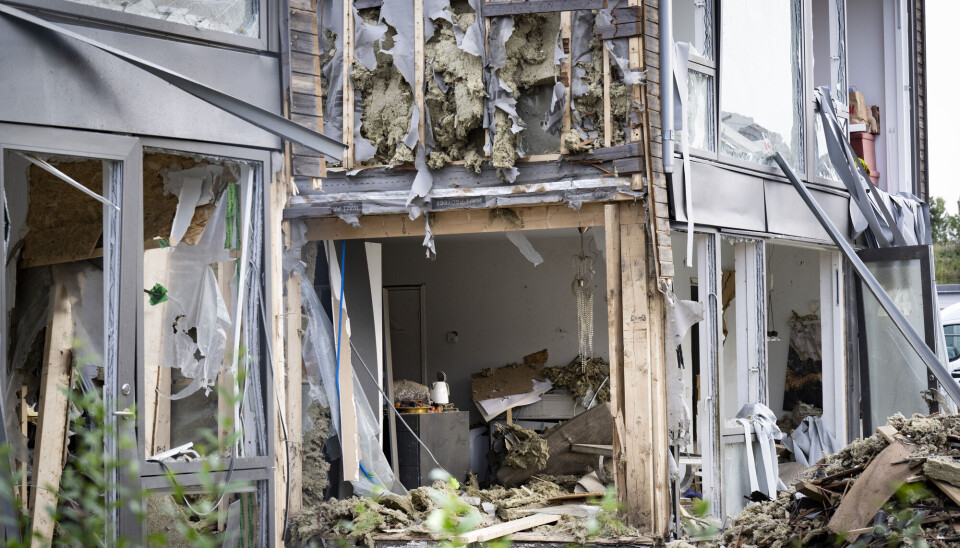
[
  {"left": 834, "top": 0, "right": 848, "bottom": 106},
  {"left": 145, "top": 481, "right": 267, "bottom": 546},
  {"left": 673, "top": 0, "right": 714, "bottom": 60},
  {"left": 862, "top": 259, "right": 930, "bottom": 430},
  {"left": 814, "top": 114, "right": 840, "bottom": 181},
  {"left": 719, "top": 0, "right": 804, "bottom": 171},
  {"left": 681, "top": 69, "right": 716, "bottom": 152},
  {"left": 63, "top": 0, "right": 259, "bottom": 37}
]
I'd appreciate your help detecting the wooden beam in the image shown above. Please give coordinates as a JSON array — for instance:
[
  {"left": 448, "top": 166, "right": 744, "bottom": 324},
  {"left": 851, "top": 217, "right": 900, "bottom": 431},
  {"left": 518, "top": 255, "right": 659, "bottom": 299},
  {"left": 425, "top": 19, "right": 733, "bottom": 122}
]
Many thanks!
[
  {"left": 30, "top": 277, "right": 74, "bottom": 548},
  {"left": 271, "top": 179, "right": 289, "bottom": 548},
  {"left": 483, "top": 0, "right": 603, "bottom": 16},
  {"left": 304, "top": 203, "right": 606, "bottom": 241},
  {"left": 459, "top": 514, "right": 561, "bottom": 543},
  {"left": 603, "top": 39, "right": 613, "bottom": 148},
  {"left": 284, "top": 224, "right": 304, "bottom": 515},
  {"left": 566, "top": 142, "right": 642, "bottom": 162},
  {"left": 604, "top": 203, "right": 625, "bottom": 504}
]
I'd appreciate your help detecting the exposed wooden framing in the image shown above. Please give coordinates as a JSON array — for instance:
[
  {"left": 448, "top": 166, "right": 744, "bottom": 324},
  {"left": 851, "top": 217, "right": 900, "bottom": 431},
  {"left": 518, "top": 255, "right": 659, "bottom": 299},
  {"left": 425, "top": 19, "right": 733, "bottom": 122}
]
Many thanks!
[
  {"left": 304, "top": 202, "right": 606, "bottom": 241},
  {"left": 567, "top": 142, "right": 642, "bottom": 162},
  {"left": 627, "top": 0, "right": 644, "bottom": 195},
  {"left": 414, "top": 0, "right": 426, "bottom": 152},
  {"left": 820, "top": 249, "right": 847, "bottom": 446},
  {"left": 595, "top": 22, "right": 643, "bottom": 40},
  {"left": 604, "top": 203, "right": 625, "bottom": 505},
  {"left": 459, "top": 514, "right": 561, "bottom": 543},
  {"left": 560, "top": 11, "right": 572, "bottom": 155},
  {"left": 284, "top": 222, "right": 304, "bottom": 515},
  {"left": 290, "top": 0, "right": 326, "bottom": 186},
  {"left": 382, "top": 288, "right": 399, "bottom": 477},
  {"left": 603, "top": 35, "right": 613, "bottom": 148},
  {"left": 343, "top": 0, "right": 356, "bottom": 169},
  {"left": 271, "top": 180, "right": 289, "bottom": 548},
  {"left": 30, "top": 279, "right": 73, "bottom": 548},
  {"left": 482, "top": 0, "right": 603, "bottom": 16},
  {"left": 216, "top": 258, "right": 236, "bottom": 532}
]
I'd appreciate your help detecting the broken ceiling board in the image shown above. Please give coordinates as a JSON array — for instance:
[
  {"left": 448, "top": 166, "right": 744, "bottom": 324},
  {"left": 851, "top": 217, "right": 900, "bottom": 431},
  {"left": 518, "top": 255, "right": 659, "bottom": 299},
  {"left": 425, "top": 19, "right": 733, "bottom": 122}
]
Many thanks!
[
  {"left": 303, "top": 202, "right": 606, "bottom": 240},
  {"left": 482, "top": 0, "right": 604, "bottom": 17},
  {"left": 826, "top": 439, "right": 914, "bottom": 540},
  {"left": 472, "top": 354, "right": 548, "bottom": 402},
  {"left": 498, "top": 402, "right": 613, "bottom": 486}
]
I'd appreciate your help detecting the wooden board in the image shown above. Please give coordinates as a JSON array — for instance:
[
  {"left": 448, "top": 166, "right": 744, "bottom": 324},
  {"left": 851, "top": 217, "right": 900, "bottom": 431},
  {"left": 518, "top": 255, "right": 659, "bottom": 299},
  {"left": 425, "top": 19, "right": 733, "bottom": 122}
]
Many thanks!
[
  {"left": 471, "top": 362, "right": 546, "bottom": 402},
  {"left": 303, "top": 203, "right": 606, "bottom": 241},
  {"left": 30, "top": 277, "right": 74, "bottom": 547},
  {"left": 497, "top": 402, "right": 613, "bottom": 486},
  {"left": 826, "top": 440, "right": 914, "bottom": 540},
  {"left": 143, "top": 248, "right": 173, "bottom": 456},
  {"left": 458, "top": 513, "right": 560, "bottom": 544},
  {"left": 571, "top": 443, "right": 614, "bottom": 457},
  {"left": 482, "top": 0, "right": 602, "bottom": 16}
]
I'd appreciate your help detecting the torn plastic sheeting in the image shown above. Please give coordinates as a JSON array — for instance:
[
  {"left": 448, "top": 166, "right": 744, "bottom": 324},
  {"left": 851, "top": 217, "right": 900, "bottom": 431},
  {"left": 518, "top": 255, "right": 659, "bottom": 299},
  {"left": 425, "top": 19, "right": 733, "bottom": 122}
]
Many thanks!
[
  {"left": 354, "top": 7, "right": 388, "bottom": 71},
  {"left": 406, "top": 146, "right": 434, "bottom": 205},
  {"left": 505, "top": 231, "right": 543, "bottom": 266},
  {"left": 782, "top": 416, "right": 841, "bottom": 469},
  {"left": 457, "top": 0, "right": 486, "bottom": 59},
  {"left": 163, "top": 164, "right": 223, "bottom": 245},
  {"left": 664, "top": 294, "right": 704, "bottom": 447},
  {"left": 422, "top": 212, "right": 436, "bottom": 258},
  {"left": 672, "top": 41, "right": 695, "bottom": 267},
  {"left": 423, "top": 0, "right": 453, "bottom": 48},
  {"left": 596, "top": 9, "right": 645, "bottom": 86}
]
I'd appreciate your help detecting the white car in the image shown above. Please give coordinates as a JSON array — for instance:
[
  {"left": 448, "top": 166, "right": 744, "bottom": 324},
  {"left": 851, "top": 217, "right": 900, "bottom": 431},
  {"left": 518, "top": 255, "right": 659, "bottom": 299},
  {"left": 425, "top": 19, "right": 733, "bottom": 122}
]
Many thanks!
[{"left": 943, "top": 302, "right": 960, "bottom": 376}]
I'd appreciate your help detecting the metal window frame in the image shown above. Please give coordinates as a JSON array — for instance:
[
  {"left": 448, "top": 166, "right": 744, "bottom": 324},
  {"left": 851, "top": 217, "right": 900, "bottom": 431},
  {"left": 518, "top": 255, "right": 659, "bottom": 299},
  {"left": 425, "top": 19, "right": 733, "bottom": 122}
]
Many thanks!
[
  {"left": 855, "top": 244, "right": 938, "bottom": 433},
  {"left": 0, "top": 122, "right": 143, "bottom": 543},
  {"left": 809, "top": 0, "right": 849, "bottom": 189},
  {"left": 695, "top": 232, "right": 723, "bottom": 519},
  {"left": 4, "top": 0, "right": 277, "bottom": 52},
  {"left": 136, "top": 137, "right": 277, "bottom": 481}
]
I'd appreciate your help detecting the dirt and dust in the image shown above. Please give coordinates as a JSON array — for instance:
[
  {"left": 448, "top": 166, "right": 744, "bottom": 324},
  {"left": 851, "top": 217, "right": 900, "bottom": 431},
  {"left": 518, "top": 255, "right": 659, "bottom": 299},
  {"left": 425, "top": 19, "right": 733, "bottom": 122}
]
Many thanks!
[
  {"left": 425, "top": 4, "right": 486, "bottom": 172},
  {"left": 352, "top": 9, "right": 415, "bottom": 166}
]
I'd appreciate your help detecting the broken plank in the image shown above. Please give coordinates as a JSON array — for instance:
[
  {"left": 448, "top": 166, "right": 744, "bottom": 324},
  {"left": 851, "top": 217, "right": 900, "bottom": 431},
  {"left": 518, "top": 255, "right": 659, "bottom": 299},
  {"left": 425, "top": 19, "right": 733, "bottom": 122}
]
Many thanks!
[
  {"left": 30, "top": 277, "right": 74, "bottom": 547},
  {"left": 596, "top": 22, "right": 643, "bottom": 40},
  {"left": 611, "top": 6, "right": 643, "bottom": 24},
  {"left": 613, "top": 156, "right": 644, "bottom": 174},
  {"left": 931, "top": 479, "right": 960, "bottom": 507},
  {"left": 459, "top": 514, "right": 560, "bottom": 544},
  {"left": 293, "top": 156, "right": 325, "bottom": 178},
  {"left": 566, "top": 142, "right": 642, "bottom": 162},
  {"left": 827, "top": 439, "right": 914, "bottom": 541},
  {"left": 483, "top": 0, "right": 603, "bottom": 17}
]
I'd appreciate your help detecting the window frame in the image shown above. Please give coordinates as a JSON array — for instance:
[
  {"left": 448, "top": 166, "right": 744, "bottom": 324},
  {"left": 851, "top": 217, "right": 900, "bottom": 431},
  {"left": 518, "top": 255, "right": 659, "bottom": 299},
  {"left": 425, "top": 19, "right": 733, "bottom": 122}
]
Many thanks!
[{"left": 6, "top": 0, "right": 276, "bottom": 52}]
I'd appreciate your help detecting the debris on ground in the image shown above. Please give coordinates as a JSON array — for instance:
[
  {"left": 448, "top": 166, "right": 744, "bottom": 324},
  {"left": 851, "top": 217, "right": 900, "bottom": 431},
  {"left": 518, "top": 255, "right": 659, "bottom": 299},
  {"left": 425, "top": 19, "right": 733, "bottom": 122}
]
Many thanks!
[
  {"left": 679, "top": 413, "right": 960, "bottom": 547},
  {"left": 301, "top": 402, "right": 331, "bottom": 501}
]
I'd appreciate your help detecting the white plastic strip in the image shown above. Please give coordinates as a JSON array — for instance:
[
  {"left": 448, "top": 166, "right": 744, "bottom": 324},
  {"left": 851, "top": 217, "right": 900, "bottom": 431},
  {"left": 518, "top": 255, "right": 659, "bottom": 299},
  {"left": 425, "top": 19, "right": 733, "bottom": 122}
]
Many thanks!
[
  {"left": 18, "top": 153, "right": 119, "bottom": 210},
  {"left": 672, "top": 42, "right": 694, "bottom": 267},
  {"left": 229, "top": 165, "right": 254, "bottom": 456}
]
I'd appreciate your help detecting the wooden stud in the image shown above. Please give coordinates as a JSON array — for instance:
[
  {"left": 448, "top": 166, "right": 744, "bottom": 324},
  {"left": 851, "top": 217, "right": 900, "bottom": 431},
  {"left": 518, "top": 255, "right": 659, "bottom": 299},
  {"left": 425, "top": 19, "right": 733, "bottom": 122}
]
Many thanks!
[
  {"left": 560, "top": 11, "right": 572, "bottom": 155},
  {"left": 216, "top": 259, "right": 236, "bottom": 533},
  {"left": 628, "top": 0, "right": 644, "bottom": 193},
  {"left": 284, "top": 221, "right": 304, "bottom": 515},
  {"left": 604, "top": 203, "right": 625, "bottom": 504},
  {"left": 304, "top": 203, "right": 606, "bottom": 241},
  {"left": 30, "top": 277, "right": 74, "bottom": 548},
  {"left": 414, "top": 0, "right": 426, "bottom": 152},
  {"left": 459, "top": 514, "right": 561, "bottom": 544},
  {"left": 270, "top": 179, "right": 289, "bottom": 548},
  {"left": 143, "top": 248, "right": 173, "bottom": 457},
  {"left": 343, "top": 0, "right": 356, "bottom": 169},
  {"left": 602, "top": 37, "right": 613, "bottom": 148}
]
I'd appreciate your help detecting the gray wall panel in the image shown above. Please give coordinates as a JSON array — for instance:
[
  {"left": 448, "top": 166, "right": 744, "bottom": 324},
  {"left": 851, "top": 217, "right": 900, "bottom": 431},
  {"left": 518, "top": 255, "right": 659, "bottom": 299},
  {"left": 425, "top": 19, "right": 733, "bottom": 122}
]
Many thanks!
[
  {"left": 764, "top": 180, "right": 851, "bottom": 242},
  {"left": 672, "top": 160, "right": 768, "bottom": 232},
  {"left": 0, "top": 18, "right": 281, "bottom": 149}
]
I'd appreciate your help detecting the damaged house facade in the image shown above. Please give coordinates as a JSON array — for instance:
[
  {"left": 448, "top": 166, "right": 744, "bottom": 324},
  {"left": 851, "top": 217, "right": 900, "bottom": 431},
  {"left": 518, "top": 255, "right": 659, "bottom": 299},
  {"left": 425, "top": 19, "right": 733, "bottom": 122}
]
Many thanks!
[{"left": 0, "top": 0, "right": 946, "bottom": 546}]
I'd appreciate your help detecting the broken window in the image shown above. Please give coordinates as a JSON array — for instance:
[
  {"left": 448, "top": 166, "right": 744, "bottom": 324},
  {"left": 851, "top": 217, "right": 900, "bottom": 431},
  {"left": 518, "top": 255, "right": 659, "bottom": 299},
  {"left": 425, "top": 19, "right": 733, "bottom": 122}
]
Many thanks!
[
  {"left": 140, "top": 149, "right": 268, "bottom": 460},
  {"left": 672, "top": 0, "right": 717, "bottom": 158},
  {"left": 719, "top": 0, "right": 804, "bottom": 171},
  {"left": 673, "top": 0, "right": 714, "bottom": 61},
  {"left": 684, "top": 69, "right": 716, "bottom": 152},
  {"left": 61, "top": 0, "right": 260, "bottom": 37}
]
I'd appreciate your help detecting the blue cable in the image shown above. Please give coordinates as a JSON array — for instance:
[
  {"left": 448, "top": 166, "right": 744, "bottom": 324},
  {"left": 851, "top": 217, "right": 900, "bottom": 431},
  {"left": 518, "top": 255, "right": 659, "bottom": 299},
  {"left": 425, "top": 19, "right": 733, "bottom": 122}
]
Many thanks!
[{"left": 333, "top": 241, "right": 379, "bottom": 487}]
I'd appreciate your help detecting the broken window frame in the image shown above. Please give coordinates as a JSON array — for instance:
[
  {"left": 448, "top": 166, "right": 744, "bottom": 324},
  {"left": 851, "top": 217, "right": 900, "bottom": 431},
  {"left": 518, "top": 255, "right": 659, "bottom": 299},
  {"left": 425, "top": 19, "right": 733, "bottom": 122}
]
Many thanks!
[
  {"left": 135, "top": 138, "right": 277, "bottom": 493},
  {"left": 675, "top": 0, "right": 719, "bottom": 161},
  {"left": 855, "top": 244, "right": 938, "bottom": 434},
  {"left": 807, "top": 0, "right": 849, "bottom": 189},
  {"left": 0, "top": 123, "right": 143, "bottom": 543},
  {"left": 19, "top": 0, "right": 275, "bottom": 51}
]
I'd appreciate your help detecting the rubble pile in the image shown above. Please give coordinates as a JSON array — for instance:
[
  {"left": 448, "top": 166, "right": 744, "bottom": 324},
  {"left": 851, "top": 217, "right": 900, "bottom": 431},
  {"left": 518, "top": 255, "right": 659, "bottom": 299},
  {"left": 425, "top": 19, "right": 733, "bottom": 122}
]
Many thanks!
[{"left": 688, "top": 413, "right": 960, "bottom": 547}]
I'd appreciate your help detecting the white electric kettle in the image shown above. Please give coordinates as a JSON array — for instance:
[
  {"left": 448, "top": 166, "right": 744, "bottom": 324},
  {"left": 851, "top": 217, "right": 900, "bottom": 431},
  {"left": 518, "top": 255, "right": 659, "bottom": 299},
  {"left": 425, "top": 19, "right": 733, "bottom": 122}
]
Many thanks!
[{"left": 430, "top": 371, "right": 450, "bottom": 405}]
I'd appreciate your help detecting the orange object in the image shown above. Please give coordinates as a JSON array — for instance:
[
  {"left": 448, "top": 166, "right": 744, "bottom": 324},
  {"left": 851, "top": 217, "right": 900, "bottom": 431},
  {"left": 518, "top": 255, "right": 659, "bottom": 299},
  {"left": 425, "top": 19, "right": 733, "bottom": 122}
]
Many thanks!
[{"left": 850, "top": 131, "right": 880, "bottom": 186}]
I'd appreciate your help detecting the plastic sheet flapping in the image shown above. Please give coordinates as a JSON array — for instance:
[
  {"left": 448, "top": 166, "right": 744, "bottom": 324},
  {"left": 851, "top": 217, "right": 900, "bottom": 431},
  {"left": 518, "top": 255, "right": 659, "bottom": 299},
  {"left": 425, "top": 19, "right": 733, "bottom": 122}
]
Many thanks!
[
  {"left": 782, "top": 416, "right": 841, "bottom": 468},
  {"left": 321, "top": 0, "right": 344, "bottom": 142},
  {"left": 568, "top": 10, "right": 598, "bottom": 142},
  {"left": 505, "top": 231, "right": 543, "bottom": 266},
  {"left": 596, "top": 8, "right": 645, "bottom": 86},
  {"left": 159, "top": 194, "right": 233, "bottom": 401},
  {"left": 296, "top": 239, "right": 405, "bottom": 496},
  {"left": 734, "top": 403, "right": 787, "bottom": 499},
  {"left": 664, "top": 294, "right": 705, "bottom": 448}
]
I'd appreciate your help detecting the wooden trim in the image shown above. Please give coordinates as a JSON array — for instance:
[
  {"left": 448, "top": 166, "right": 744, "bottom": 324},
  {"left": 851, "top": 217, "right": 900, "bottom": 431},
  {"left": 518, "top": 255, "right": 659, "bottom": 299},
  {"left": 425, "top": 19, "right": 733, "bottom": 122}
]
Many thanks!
[
  {"left": 603, "top": 36, "right": 613, "bottom": 148},
  {"left": 304, "top": 203, "right": 606, "bottom": 241},
  {"left": 284, "top": 222, "right": 304, "bottom": 515},
  {"left": 271, "top": 180, "right": 289, "bottom": 547}
]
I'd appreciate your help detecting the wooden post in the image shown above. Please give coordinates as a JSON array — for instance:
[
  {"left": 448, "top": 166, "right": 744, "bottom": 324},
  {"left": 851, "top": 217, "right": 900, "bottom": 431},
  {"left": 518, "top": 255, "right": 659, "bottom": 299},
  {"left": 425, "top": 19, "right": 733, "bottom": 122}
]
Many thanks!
[
  {"left": 271, "top": 177, "right": 289, "bottom": 547},
  {"left": 329, "top": 244, "right": 360, "bottom": 482},
  {"left": 615, "top": 202, "right": 669, "bottom": 535},
  {"left": 284, "top": 221, "right": 304, "bottom": 516},
  {"left": 30, "top": 278, "right": 74, "bottom": 547},
  {"left": 217, "top": 260, "right": 236, "bottom": 533},
  {"left": 604, "top": 204, "right": 625, "bottom": 503}
]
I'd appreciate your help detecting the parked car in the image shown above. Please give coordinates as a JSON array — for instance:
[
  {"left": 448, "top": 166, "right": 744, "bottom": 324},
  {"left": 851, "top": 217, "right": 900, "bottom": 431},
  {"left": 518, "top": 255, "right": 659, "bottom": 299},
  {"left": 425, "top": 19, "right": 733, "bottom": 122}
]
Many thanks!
[{"left": 943, "top": 302, "right": 960, "bottom": 377}]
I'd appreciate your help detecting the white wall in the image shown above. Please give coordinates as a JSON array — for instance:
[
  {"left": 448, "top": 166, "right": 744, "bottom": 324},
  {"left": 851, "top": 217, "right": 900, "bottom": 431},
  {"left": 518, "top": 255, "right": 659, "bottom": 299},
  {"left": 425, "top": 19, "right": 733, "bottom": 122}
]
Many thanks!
[
  {"left": 381, "top": 229, "right": 609, "bottom": 418},
  {"left": 765, "top": 244, "right": 821, "bottom": 417}
]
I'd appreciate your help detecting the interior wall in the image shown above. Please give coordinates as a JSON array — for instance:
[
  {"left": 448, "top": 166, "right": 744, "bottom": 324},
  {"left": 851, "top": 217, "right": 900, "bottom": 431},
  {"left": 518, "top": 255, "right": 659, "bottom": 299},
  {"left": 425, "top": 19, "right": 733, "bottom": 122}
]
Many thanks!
[
  {"left": 847, "top": 0, "right": 889, "bottom": 189},
  {"left": 766, "top": 244, "right": 821, "bottom": 417},
  {"left": 380, "top": 228, "right": 608, "bottom": 419}
]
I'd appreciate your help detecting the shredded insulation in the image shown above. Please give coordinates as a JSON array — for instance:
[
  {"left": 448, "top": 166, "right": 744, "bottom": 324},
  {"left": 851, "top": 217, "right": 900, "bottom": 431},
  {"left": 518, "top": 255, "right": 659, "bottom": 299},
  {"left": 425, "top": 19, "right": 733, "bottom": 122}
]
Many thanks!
[
  {"left": 499, "top": 423, "right": 549, "bottom": 472},
  {"left": 302, "top": 402, "right": 332, "bottom": 502},
  {"left": 424, "top": 8, "right": 486, "bottom": 172},
  {"left": 543, "top": 357, "right": 611, "bottom": 403},
  {"left": 353, "top": 9, "right": 415, "bottom": 166},
  {"left": 492, "top": 13, "right": 561, "bottom": 170}
]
